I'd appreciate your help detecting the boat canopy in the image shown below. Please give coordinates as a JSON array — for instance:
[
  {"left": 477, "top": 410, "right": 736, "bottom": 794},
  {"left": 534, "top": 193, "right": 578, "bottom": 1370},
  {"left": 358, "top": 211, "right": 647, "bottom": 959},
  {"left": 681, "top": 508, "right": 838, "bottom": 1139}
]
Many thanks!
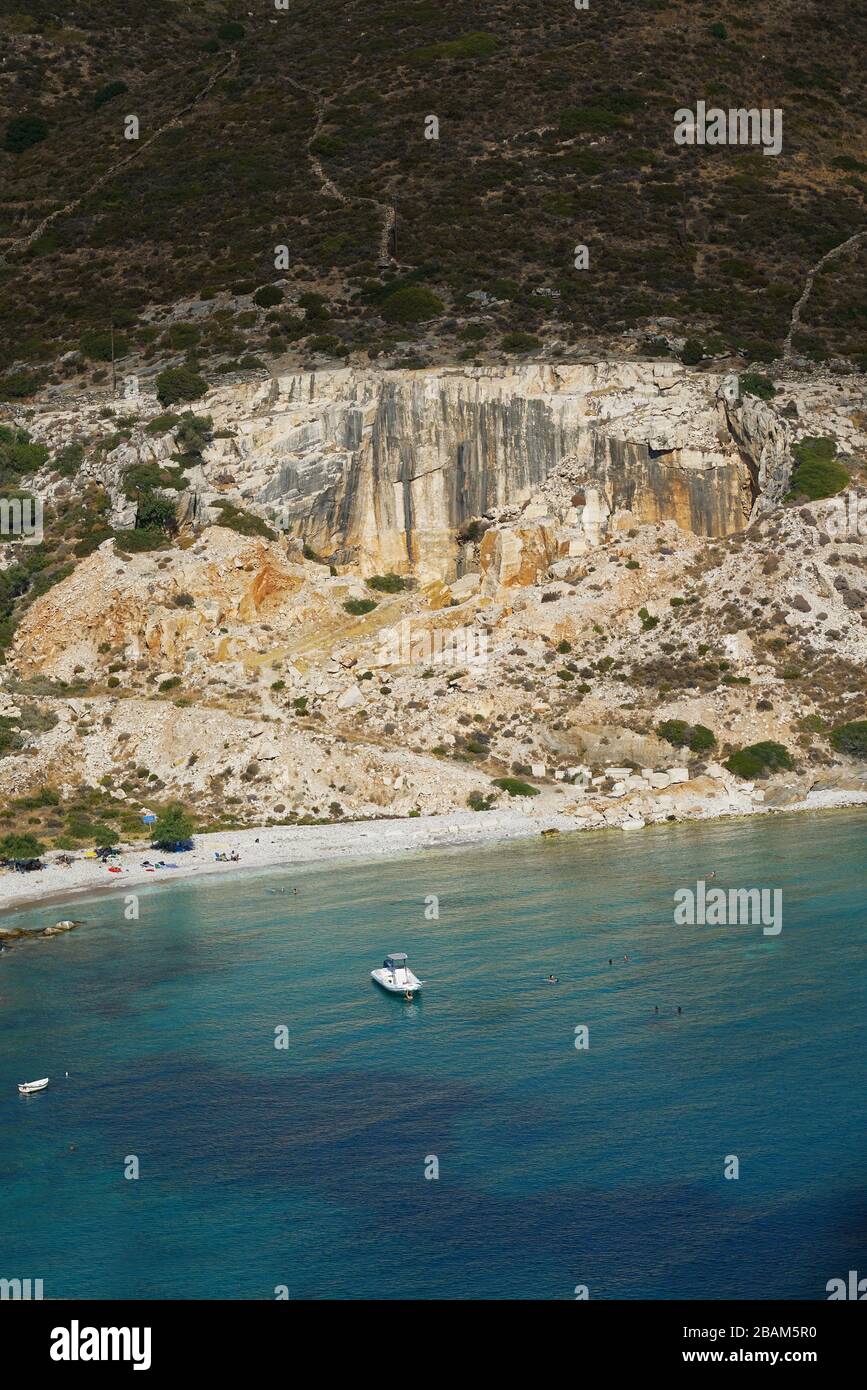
[{"left": 385, "top": 953, "right": 408, "bottom": 968}]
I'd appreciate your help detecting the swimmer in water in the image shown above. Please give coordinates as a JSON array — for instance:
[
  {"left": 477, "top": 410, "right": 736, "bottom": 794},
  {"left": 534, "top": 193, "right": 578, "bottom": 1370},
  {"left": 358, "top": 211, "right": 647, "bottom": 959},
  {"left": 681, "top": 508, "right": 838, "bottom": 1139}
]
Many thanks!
[
  {"left": 546, "top": 974, "right": 559, "bottom": 984},
  {"left": 708, "top": 871, "right": 717, "bottom": 880},
  {"left": 654, "top": 1006, "right": 659, "bottom": 1015},
  {"left": 677, "top": 1006, "right": 682, "bottom": 1016}
]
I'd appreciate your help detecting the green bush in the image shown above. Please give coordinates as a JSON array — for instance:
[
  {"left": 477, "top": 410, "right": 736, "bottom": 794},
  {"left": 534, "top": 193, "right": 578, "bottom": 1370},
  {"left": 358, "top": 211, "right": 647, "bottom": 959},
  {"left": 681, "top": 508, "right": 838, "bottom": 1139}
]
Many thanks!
[
  {"left": 367, "top": 573, "right": 407, "bottom": 593},
  {"left": 53, "top": 442, "right": 84, "bottom": 477},
  {"left": 145, "top": 412, "right": 182, "bottom": 435},
  {"left": 789, "top": 436, "right": 848, "bottom": 500},
  {"left": 381, "top": 286, "right": 444, "bottom": 324},
  {"left": 113, "top": 528, "right": 168, "bottom": 553},
  {"left": 0, "top": 426, "right": 49, "bottom": 483},
  {"left": 724, "top": 748, "right": 765, "bottom": 779},
  {"left": 681, "top": 339, "right": 703, "bottom": 365},
  {"left": 688, "top": 724, "right": 717, "bottom": 752},
  {"left": 155, "top": 365, "right": 208, "bottom": 407},
  {"left": 212, "top": 501, "right": 274, "bottom": 539},
  {"left": 122, "top": 462, "right": 167, "bottom": 498},
  {"left": 298, "top": 292, "right": 329, "bottom": 320},
  {"left": 501, "top": 331, "right": 540, "bottom": 354},
  {"left": 657, "top": 719, "right": 684, "bottom": 747},
  {"left": 4, "top": 115, "right": 48, "bottom": 154},
  {"left": 136, "top": 492, "right": 177, "bottom": 534},
  {"left": 217, "top": 21, "right": 245, "bottom": 41},
  {"left": 0, "top": 832, "right": 45, "bottom": 859},
  {"left": 174, "top": 412, "right": 212, "bottom": 455},
  {"left": 829, "top": 721, "right": 867, "bottom": 757},
  {"left": 725, "top": 741, "right": 794, "bottom": 779},
  {"left": 93, "top": 81, "right": 128, "bottom": 110},
  {"left": 343, "top": 598, "right": 377, "bottom": 615},
  {"left": 559, "top": 106, "right": 627, "bottom": 136},
  {"left": 167, "top": 322, "right": 200, "bottom": 351},
  {"left": 740, "top": 371, "right": 776, "bottom": 401},
  {"left": 79, "top": 330, "right": 128, "bottom": 362},
  {"left": 14, "top": 786, "right": 59, "bottom": 809},
  {"left": 0, "top": 719, "right": 24, "bottom": 754},
  {"left": 0, "top": 370, "right": 45, "bottom": 400},
  {"left": 253, "top": 285, "right": 284, "bottom": 308},
  {"left": 657, "top": 719, "right": 716, "bottom": 753},
  {"left": 492, "top": 777, "right": 540, "bottom": 797},
  {"left": 306, "top": 334, "right": 344, "bottom": 356},
  {"left": 151, "top": 803, "right": 194, "bottom": 848}
]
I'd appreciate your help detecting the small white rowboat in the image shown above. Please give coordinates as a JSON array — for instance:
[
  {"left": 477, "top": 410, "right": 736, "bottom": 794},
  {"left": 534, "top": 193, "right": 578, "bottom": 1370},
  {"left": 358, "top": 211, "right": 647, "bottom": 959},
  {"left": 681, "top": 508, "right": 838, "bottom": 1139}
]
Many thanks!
[{"left": 18, "top": 1078, "right": 49, "bottom": 1094}]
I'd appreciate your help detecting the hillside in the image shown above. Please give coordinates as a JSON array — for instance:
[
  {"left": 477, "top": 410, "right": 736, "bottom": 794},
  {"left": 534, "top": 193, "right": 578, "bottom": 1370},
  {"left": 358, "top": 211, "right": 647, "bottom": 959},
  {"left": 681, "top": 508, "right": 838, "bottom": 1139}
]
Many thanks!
[{"left": 1, "top": 0, "right": 866, "bottom": 403}]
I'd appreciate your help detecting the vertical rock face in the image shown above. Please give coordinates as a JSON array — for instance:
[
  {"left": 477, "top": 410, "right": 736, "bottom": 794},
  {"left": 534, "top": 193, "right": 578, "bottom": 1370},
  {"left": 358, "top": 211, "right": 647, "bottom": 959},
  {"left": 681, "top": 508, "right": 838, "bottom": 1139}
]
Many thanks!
[
  {"left": 721, "top": 391, "right": 793, "bottom": 516},
  {"left": 197, "top": 363, "right": 758, "bottom": 580}
]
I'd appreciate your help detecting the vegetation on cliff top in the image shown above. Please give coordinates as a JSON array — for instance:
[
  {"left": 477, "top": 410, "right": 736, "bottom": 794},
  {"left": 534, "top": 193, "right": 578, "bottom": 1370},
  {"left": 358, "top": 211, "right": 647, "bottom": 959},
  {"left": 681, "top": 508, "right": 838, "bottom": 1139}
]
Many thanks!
[{"left": 788, "top": 437, "right": 850, "bottom": 501}]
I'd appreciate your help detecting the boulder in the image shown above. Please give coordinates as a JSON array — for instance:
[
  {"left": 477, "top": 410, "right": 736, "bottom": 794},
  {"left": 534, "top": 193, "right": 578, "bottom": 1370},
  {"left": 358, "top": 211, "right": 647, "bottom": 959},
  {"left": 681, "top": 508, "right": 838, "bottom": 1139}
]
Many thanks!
[
  {"left": 449, "top": 572, "right": 482, "bottom": 599},
  {"left": 480, "top": 521, "right": 561, "bottom": 590},
  {"left": 336, "top": 685, "right": 364, "bottom": 710}
]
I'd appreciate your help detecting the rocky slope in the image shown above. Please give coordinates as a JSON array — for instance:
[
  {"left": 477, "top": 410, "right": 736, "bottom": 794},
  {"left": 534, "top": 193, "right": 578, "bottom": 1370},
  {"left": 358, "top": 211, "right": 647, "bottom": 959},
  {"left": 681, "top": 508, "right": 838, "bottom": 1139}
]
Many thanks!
[{"left": 1, "top": 360, "right": 865, "bottom": 846}]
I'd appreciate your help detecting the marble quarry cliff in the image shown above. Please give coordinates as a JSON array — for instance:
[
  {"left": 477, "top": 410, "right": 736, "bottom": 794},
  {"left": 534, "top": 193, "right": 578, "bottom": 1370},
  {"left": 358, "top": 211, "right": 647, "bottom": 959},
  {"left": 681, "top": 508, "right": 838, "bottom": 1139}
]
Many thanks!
[{"left": 43, "top": 362, "right": 802, "bottom": 582}]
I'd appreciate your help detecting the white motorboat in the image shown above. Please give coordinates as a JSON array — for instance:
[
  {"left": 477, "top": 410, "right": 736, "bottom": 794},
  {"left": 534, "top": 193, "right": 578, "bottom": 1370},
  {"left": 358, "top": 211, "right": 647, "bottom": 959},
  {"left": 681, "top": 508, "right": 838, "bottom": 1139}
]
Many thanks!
[
  {"left": 18, "top": 1078, "right": 49, "bottom": 1094},
  {"left": 371, "top": 952, "right": 423, "bottom": 997}
]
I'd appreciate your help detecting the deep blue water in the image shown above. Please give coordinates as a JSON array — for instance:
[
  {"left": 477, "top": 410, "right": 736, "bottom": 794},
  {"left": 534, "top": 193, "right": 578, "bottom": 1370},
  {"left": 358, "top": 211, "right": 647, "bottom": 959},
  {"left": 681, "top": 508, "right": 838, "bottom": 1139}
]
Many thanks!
[{"left": 1, "top": 810, "right": 865, "bottom": 1300}]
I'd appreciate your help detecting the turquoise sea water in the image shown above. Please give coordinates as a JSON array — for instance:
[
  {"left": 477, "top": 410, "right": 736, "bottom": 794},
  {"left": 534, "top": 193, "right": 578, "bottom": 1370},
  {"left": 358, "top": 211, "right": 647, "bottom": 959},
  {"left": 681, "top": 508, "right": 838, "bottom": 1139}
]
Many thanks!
[{"left": 1, "top": 810, "right": 865, "bottom": 1300}]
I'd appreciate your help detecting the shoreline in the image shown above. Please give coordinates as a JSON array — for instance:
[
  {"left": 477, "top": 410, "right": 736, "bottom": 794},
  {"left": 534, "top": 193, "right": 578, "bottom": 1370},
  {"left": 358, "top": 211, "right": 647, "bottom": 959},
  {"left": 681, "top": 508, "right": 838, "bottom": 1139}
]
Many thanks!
[{"left": 1, "top": 791, "right": 866, "bottom": 923}]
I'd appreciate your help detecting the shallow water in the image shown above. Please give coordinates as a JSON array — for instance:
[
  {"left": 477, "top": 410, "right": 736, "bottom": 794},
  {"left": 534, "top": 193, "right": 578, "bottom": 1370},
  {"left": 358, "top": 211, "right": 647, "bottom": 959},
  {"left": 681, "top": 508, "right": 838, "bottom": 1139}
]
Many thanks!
[{"left": 1, "top": 810, "right": 865, "bottom": 1299}]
